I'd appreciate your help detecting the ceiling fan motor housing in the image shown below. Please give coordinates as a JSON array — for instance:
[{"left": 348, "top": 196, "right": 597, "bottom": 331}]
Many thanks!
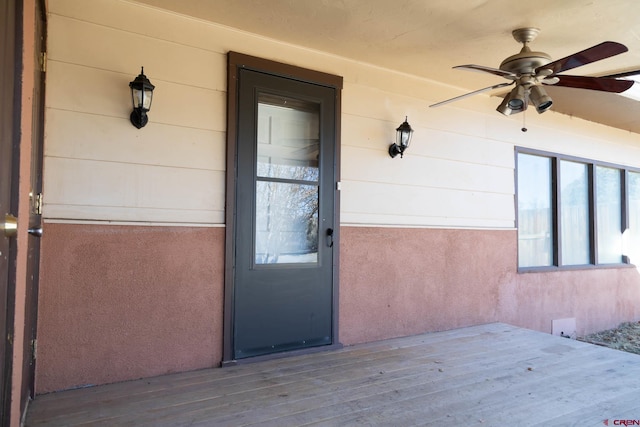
[
  {"left": 500, "top": 28, "right": 552, "bottom": 76},
  {"left": 499, "top": 47, "right": 552, "bottom": 76}
]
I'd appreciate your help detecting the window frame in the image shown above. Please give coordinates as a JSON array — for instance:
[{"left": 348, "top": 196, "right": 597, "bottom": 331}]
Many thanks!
[{"left": 515, "top": 147, "right": 638, "bottom": 273}]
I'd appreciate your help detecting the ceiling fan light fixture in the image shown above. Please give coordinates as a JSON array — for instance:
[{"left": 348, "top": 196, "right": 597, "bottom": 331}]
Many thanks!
[
  {"left": 508, "top": 85, "right": 526, "bottom": 110},
  {"left": 496, "top": 95, "right": 514, "bottom": 116},
  {"left": 529, "top": 85, "right": 553, "bottom": 113},
  {"left": 497, "top": 86, "right": 526, "bottom": 115}
]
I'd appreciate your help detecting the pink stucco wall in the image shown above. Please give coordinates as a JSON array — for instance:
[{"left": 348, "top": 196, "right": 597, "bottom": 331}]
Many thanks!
[
  {"left": 339, "top": 227, "right": 511, "bottom": 344},
  {"left": 500, "top": 266, "right": 640, "bottom": 335},
  {"left": 36, "top": 223, "right": 225, "bottom": 393},
  {"left": 36, "top": 224, "right": 640, "bottom": 393},
  {"left": 339, "top": 226, "right": 640, "bottom": 345}
]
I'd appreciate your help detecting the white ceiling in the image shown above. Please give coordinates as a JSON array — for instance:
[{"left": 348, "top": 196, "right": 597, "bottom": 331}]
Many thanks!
[{"left": 135, "top": 0, "right": 640, "bottom": 134}]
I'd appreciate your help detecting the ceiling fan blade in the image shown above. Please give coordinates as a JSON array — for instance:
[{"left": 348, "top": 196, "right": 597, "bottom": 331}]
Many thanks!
[
  {"left": 535, "top": 41, "right": 628, "bottom": 75},
  {"left": 453, "top": 64, "right": 516, "bottom": 79},
  {"left": 429, "top": 82, "right": 514, "bottom": 108},
  {"left": 552, "top": 75, "right": 634, "bottom": 93},
  {"left": 602, "top": 68, "right": 640, "bottom": 79}
]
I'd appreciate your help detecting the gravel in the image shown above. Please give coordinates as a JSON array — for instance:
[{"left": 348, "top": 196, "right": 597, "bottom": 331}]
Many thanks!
[{"left": 578, "top": 321, "right": 640, "bottom": 355}]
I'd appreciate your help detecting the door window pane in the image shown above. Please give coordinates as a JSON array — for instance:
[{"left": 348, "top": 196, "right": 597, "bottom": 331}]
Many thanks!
[
  {"left": 255, "top": 181, "right": 319, "bottom": 264},
  {"left": 257, "top": 95, "right": 319, "bottom": 182},
  {"left": 596, "top": 166, "right": 622, "bottom": 263},
  {"left": 517, "top": 153, "right": 553, "bottom": 267},
  {"left": 560, "top": 161, "right": 590, "bottom": 265},
  {"left": 627, "top": 172, "right": 640, "bottom": 264},
  {"left": 254, "top": 93, "right": 321, "bottom": 265}
]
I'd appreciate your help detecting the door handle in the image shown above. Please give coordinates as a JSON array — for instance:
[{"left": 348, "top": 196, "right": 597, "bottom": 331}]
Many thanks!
[
  {"left": 2, "top": 214, "right": 18, "bottom": 238},
  {"left": 326, "top": 228, "right": 334, "bottom": 248},
  {"left": 28, "top": 227, "right": 43, "bottom": 237}
]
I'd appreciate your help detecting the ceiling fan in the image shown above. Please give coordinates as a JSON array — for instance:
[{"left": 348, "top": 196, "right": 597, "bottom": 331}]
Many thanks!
[{"left": 430, "top": 28, "right": 637, "bottom": 116}]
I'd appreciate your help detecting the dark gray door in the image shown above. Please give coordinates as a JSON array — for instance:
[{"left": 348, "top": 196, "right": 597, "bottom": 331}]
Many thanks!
[
  {"left": 1, "top": 0, "right": 18, "bottom": 423},
  {"left": 233, "top": 68, "right": 337, "bottom": 359}
]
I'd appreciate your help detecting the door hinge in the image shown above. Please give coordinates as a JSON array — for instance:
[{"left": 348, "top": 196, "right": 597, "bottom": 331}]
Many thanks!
[
  {"left": 31, "top": 192, "right": 43, "bottom": 215},
  {"left": 31, "top": 339, "right": 37, "bottom": 361},
  {"left": 39, "top": 52, "right": 46, "bottom": 72}
]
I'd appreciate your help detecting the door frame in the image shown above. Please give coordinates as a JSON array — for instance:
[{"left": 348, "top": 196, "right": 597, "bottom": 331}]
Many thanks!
[
  {"left": 21, "top": 0, "right": 46, "bottom": 408},
  {"left": 223, "top": 52, "right": 343, "bottom": 364}
]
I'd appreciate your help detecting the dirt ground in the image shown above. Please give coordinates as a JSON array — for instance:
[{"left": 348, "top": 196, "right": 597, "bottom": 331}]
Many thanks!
[{"left": 578, "top": 321, "right": 640, "bottom": 355}]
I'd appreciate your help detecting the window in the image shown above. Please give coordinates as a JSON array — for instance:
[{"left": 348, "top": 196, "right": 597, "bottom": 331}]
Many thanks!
[
  {"left": 628, "top": 172, "right": 640, "bottom": 264},
  {"left": 596, "top": 166, "right": 622, "bottom": 264},
  {"left": 516, "top": 149, "right": 637, "bottom": 270},
  {"left": 517, "top": 154, "right": 553, "bottom": 268},
  {"left": 560, "top": 160, "right": 590, "bottom": 265}
]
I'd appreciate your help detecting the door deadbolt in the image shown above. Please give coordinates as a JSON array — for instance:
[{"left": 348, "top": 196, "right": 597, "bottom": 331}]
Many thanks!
[{"left": 2, "top": 214, "right": 18, "bottom": 238}]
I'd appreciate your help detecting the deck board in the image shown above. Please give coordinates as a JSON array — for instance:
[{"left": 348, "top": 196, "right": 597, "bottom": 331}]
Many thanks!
[{"left": 26, "top": 323, "right": 640, "bottom": 426}]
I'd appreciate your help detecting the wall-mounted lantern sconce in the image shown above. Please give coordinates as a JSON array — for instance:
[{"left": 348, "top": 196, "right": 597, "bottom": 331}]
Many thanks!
[
  {"left": 129, "top": 67, "right": 155, "bottom": 129},
  {"left": 388, "top": 117, "right": 414, "bottom": 158}
]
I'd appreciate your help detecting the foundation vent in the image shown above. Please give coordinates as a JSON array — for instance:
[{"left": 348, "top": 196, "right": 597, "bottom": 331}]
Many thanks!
[{"left": 552, "top": 318, "right": 576, "bottom": 339}]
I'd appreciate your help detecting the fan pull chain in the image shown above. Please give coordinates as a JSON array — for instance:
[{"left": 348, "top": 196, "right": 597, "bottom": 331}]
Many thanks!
[{"left": 521, "top": 108, "right": 528, "bottom": 132}]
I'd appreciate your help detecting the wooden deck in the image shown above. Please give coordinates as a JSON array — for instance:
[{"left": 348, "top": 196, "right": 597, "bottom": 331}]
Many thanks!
[{"left": 26, "top": 323, "right": 640, "bottom": 426}]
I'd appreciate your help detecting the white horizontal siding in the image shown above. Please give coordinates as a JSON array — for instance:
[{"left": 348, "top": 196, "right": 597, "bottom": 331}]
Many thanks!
[
  {"left": 45, "top": 109, "right": 225, "bottom": 171},
  {"left": 46, "top": 61, "right": 225, "bottom": 131},
  {"left": 45, "top": 157, "right": 224, "bottom": 210},
  {"left": 47, "top": 13, "right": 226, "bottom": 92},
  {"left": 340, "top": 181, "right": 513, "bottom": 228},
  {"left": 341, "top": 146, "right": 513, "bottom": 194},
  {"left": 45, "top": 0, "right": 640, "bottom": 228},
  {"left": 45, "top": 8, "right": 227, "bottom": 224},
  {"left": 339, "top": 81, "right": 516, "bottom": 227}
]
